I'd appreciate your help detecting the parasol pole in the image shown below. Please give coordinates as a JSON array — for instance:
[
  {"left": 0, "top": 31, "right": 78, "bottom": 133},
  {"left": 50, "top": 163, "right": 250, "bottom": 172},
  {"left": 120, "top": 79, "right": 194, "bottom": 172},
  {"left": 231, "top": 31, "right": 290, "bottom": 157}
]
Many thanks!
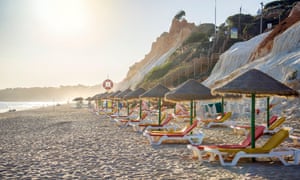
[
  {"left": 98, "top": 99, "right": 101, "bottom": 111},
  {"left": 194, "top": 101, "right": 197, "bottom": 118},
  {"left": 99, "top": 98, "right": 102, "bottom": 111},
  {"left": 127, "top": 100, "right": 129, "bottom": 116},
  {"left": 251, "top": 93, "right": 256, "bottom": 148},
  {"left": 105, "top": 99, "right": 108, "bottom": 114},
  {"left": 139, "top": 99, "right": 142, "bottom": 119},
  {"left": 174, "top": 103, "right": 176, "bottom": 114},
  {"left": 190, "top": 100, "right": 194, "bottom": 125},
  {"left": 221, "top": 96, "right": 224, "bottom": 114},
  {"left": 158, "top": 97, "right": 162, "bottom": 125},
  {"left": 112, "top": 99, "right": 114, "bottom": 113},
  {"left": 117, "top": 99, "right": 120, "bottom": 115},
  {"left": 266, "top": 96, "right": 270, "bottom": 128}
]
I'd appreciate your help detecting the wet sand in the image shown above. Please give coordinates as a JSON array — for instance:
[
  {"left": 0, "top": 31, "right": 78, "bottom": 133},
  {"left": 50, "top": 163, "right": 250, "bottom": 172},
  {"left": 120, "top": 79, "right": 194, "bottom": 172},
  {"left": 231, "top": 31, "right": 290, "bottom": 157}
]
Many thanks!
[{"left": 0, "top": 105, "right": 299, "bottom": 179}]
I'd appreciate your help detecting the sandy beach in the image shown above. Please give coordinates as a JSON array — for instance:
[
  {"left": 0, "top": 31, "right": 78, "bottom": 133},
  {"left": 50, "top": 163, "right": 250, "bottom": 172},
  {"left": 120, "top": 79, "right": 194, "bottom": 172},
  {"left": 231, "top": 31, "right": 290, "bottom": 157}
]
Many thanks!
[{"left": 0, "top": 104, "right": 299, "bottom": 179}]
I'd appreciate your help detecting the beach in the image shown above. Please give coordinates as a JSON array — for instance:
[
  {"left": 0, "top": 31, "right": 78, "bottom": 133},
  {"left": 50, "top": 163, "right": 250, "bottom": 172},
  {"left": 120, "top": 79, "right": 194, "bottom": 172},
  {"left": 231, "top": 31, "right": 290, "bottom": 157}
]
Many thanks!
[{"left": 0, "top": 105, "right": 299, "bottom": 179}]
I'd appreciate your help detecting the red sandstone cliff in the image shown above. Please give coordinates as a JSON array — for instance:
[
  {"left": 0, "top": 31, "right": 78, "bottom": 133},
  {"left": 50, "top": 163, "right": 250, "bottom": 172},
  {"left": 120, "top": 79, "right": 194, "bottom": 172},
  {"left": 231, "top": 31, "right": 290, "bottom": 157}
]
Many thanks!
[
  {"left": 117, "top": 18, "right": 197, "bottom": 89},
  {"left": 249, "top": 2, "right": 300, "bottom": 61}
]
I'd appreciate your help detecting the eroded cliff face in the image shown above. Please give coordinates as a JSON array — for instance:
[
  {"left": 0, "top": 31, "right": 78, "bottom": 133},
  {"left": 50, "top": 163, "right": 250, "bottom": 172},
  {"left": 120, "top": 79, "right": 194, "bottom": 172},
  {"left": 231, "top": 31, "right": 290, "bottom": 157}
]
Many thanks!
[
  {"left": 117, "top": 18, "right": 197, "bottom": 90},
  {"left": 249, "top": 2, "right": 300, "bottom": 61},
  {"left": 204, "top": 2, "right": 300, "bottom": 90}
]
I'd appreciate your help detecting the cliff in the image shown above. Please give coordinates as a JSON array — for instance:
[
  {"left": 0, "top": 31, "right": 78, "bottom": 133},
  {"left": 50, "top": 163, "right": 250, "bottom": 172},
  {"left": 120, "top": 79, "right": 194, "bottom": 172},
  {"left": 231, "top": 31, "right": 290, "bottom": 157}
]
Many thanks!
[
  {"left": 250, "top": 2, "right": 300, "bottom": 61},
  {"left": 117, "top": 18, "right": 197, "bottom": 90},
  {"left": 204, "top": 2, "right": 300, "bottom": 91}
]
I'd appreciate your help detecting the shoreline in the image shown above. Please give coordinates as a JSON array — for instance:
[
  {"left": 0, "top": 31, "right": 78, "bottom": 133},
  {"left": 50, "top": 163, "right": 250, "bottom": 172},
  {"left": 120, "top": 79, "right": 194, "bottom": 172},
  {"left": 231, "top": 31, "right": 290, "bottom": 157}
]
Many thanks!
[
  {"left": 0, "top": 104, "right": 299, "bottom": 179},
  {"left": 0, "top": 101, "right": 67, "bottom": 114}
]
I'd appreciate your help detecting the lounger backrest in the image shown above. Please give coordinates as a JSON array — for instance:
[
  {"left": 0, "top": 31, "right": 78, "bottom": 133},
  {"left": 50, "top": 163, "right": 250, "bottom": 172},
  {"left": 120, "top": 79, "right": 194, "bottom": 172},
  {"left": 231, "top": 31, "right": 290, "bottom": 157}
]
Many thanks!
[
  {"left": 175, "top": 104, "right": 189, "bottom": 115},
  {"left": 241, "top": 125, "right": 265, "bottom": 146},
  {"left": 268, "top": 116, "right": 285, "bottom": 130},
  {"left": 141, "top": 112, "right": 148, "bottom": 120},
  {"left": 161, "top": 113, "right": 173, "bottom": 126},
  {"left": 261, "top": 128, "right": 289, "bottom": 151},
  {"left": 183, "top": 120, "right": 198, "bottom": 134},
  {"left": 160, "top": 112, "right": 167, "bottom": 122},
  {"left": 269, "top": 115, "right": 278, "bottom": 125},
  {"left": 218, "top": 112, "right": 232, "bottom": 123}
]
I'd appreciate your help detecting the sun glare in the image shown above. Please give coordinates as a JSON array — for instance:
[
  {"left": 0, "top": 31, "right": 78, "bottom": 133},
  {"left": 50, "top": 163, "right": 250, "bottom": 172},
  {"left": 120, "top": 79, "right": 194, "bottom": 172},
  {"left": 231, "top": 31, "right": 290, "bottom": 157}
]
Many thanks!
[{"left": 33, "top": 0, "right": 90, "bottom": 36}]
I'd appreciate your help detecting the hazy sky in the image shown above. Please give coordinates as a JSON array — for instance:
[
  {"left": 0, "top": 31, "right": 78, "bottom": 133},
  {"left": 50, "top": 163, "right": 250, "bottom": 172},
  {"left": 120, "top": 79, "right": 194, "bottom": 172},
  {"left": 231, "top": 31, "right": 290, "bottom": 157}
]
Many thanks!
[{"left": 0, "top": 0, "right": 273, "bottom": 89}]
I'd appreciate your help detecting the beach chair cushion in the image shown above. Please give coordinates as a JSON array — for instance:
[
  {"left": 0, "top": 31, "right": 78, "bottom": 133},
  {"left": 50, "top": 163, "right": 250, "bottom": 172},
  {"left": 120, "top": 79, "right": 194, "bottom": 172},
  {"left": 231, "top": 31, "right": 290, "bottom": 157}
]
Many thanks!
[
  {"left": 144, "top": 120, "right": 204, "bottom": 145},
  {"left": 193, "top": 125, "right": 265, "bottom": 150},
  {"left": 188, "top": 128, "right": 300, "bottom": 166},
  {"left": 219, "top": 128, "right": 289, "bottom": 154}
]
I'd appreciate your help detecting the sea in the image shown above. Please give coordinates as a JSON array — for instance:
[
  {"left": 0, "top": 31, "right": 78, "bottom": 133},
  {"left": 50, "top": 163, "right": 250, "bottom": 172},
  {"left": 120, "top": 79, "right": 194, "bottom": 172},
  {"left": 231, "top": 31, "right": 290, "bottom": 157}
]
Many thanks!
[{"left": 0, "top": 101, "right": 65, "bottom": 113}]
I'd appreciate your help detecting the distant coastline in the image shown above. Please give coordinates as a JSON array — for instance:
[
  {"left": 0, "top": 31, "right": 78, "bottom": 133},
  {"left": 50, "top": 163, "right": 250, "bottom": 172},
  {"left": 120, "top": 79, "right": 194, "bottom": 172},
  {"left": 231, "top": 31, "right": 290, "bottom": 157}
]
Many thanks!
[
  {"left": 0, "top": 101, "right": 65, "bottom": 113},
  {"left": 0, "top": 85, "right": 103, "bottom": 102}
]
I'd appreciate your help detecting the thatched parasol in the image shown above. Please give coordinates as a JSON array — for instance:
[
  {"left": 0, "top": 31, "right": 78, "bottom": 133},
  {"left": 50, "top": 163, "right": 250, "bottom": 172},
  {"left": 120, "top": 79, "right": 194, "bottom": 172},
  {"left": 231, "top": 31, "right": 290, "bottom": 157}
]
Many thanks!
[
  {"left": 102, "top": 92, "right": 113, "bottom": 99},
  {"left": 116, "top": 89, "right": 132, "bottom": 116},
  {"left": 214, "top": 69, "right": 299, "bottom": 148},
  {"left": 107, "top": 90, "right": 122, "bottom": 113},
  {"left": 109, "top": 90, "right": 121, "bottom": 99},
  {"left": 213, "top": 69, "right": 299, "bottom": 96},
  {"left": 116, "top": 89, "right": 132, "bottom": 99},
  {"left": 91, "top": 93, "right": 101, "bottom": 100},
  {"left": 166, "top": 79, "right": 217, "bottom": 101},
  {"left": 124, "top": 88, "right": 146, "bottom": 119},
  {"left": 140, "top": 84, "right": 170, "bottom": 125},
  {"left": 124, "top": 88, "right": 146, "bottom": 100},
  {"left": 73, "top": 97, "right": 83, "bottom": 101},
  {"left": 166, "top": 79, "right": 218, "bottom": 125}
]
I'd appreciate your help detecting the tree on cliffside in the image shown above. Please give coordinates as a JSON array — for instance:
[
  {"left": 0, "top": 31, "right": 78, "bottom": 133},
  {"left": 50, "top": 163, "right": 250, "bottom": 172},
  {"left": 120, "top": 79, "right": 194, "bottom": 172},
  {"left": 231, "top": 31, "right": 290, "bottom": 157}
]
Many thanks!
[{"left": 174, "top": 10, "right": 186, "bottom": 20}]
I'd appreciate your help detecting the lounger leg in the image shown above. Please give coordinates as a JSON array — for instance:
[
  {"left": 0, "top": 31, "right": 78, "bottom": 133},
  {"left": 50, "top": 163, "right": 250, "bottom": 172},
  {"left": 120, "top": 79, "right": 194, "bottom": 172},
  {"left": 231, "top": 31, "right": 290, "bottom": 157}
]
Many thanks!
[
  {"left": 187, "top": 145, "right": 204, "bottom": 164},
  {"left": 154, "top": 136, "right": 166, "bottom": 145},
  {"left": 146, "top": 135, "right": 164, "bottom": 145}
]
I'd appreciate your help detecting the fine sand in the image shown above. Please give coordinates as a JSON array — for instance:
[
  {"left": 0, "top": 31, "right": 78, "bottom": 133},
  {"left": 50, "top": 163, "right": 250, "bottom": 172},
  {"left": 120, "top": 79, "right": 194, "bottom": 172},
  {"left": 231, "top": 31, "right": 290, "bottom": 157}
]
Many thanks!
[{"left": 0, "top": 105, "right": 299, "bottom": 179}]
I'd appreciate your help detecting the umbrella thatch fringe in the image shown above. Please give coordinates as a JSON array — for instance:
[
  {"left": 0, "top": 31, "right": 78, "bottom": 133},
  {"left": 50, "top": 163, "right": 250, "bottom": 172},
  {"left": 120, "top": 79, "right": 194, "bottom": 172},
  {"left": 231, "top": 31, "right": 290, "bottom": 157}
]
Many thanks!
[{"left": 214, "top": 91, "right": 298, "bottom": 98}]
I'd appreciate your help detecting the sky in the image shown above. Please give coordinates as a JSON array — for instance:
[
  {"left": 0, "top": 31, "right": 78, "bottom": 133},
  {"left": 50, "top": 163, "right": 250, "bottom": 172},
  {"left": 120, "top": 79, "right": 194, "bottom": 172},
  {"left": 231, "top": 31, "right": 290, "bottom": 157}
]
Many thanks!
[{"left": 0, "top": 0, "right": 274, "bottom": 89}]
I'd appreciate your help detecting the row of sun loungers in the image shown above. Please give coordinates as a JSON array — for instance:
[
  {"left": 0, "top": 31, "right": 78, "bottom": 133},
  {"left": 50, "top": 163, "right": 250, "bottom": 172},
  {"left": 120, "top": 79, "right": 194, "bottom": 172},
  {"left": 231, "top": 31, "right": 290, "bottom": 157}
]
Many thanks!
[{"left": 105, "top": 107, "right": 300, "bottom": 166}]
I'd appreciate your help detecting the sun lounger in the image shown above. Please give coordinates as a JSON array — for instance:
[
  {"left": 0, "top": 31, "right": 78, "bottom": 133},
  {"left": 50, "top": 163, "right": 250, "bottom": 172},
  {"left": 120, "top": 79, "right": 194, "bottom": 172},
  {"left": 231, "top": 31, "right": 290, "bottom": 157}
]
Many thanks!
[
  {"left": 132, "top": 113, "right": 175, "bottom": 132},
  {"left": 201, "top": 112, "right": 234, "bottom": 128},
  {"left": 188, "top": 126, "right": 265, "bottom": 159},
  {"left": 109, "top": 109, "right": 136, "bottom": 121},
  {"left": 264, "top": 116, "right": 286, "bottom": 134},
  {"left": 232, "top": 116, "right": 285, "bottom": 135},
  {"left": 290, "top": 135, "right": 300, "bottom": 146},
  {"left": 143, "top": 120, "right": 204, "bottom": 145},
  {"left": 188, "top": 128, "right": 300, "bottom": 166},
  {"left": 114, "top": 111, "right": 148, "bottom": 127}
]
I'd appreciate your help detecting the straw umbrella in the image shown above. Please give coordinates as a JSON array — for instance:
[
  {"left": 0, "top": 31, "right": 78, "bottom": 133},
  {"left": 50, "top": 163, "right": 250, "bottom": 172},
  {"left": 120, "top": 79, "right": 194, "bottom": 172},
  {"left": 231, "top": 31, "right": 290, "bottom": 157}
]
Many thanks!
[
  {"left": 91, "top": 93, "right": 102, "bottom": 110},
  {"left": 116, "top": 89, "right": 132, "bottom": 116},
  {"left": 102, "top": 92, "right": 114, "bottom": 111},
  {"left": 165, "top": 79, "right": 217, "bottom": 125},
  {"left": 98, "top": 92, "right": 108, "bottom": 110},
  {"left": 72, "top": 97, "right": 84, "bottom": 108},
  {"left": 109, "top": 90, "right": 121, "bottom": 114},
  {"left": 214, "top": 69, "right": 299, "bottom": 148},
  {"left": 140, "top": 84, "right": 170, "bottom": 125},
  {"left": 124, "top": 88, "right": 146, "bottom": 119},
  {"left": 73, "top": 97, "right": 83, "bottom": 101}
]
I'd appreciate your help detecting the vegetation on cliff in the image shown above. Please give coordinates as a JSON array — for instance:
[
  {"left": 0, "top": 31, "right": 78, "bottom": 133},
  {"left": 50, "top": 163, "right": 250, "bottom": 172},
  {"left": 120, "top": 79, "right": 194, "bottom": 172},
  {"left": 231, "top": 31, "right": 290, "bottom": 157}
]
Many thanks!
[{"left": 136, "top": 1, "right": 299, "bottom": 90}]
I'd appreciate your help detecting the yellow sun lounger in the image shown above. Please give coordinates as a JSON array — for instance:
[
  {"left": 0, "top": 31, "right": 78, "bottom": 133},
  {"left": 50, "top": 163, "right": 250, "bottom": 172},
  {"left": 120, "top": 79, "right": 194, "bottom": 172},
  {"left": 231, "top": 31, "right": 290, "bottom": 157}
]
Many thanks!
[
  {"left": 188, "top": 128, "right": 300, "bottom": 166},
  {"left": 201, "top": 112, "right": 234, "bottom": 128},
  {"left": 232, "top": 116, "right": 286, "bottom": 135}
]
